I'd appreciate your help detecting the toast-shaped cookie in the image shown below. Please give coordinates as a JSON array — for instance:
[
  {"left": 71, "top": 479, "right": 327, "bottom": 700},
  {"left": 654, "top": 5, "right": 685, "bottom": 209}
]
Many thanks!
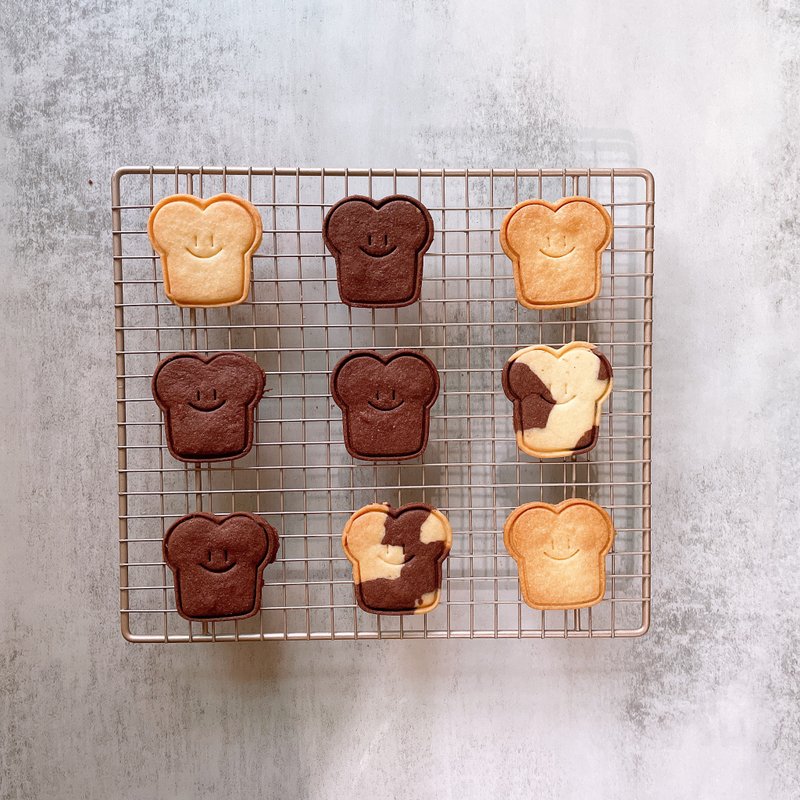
[
  {"left": 152, "top": 352, "right": 265, "bottom": 462},
  {"left": 323, "top": 194, "right": 434, "bottom": 307},
  {"left": 148, "top": 193, "right": 262, "bottom": 307},
  {"left": 342, "top": 503, "right": 452, "bottom": 615},
  {"left": 504, "top": 499, "right": 614, "bottom": 610},
  {"left": 500, "top": 196, "right": 612, "bottom": 309},
  {"left": 164, "top": 512, "right": 280, "bottom": 621},
  {"left": 331, "top": 349, "right": 439, "bottom": 461},
  {"left": 502, "top": 341, "right": 612, "bottom": 459}
]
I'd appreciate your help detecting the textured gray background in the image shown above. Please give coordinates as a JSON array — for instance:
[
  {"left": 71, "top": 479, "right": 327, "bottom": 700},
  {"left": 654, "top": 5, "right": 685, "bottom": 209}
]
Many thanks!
[{"left": 1, "top": 1, "right": 798, "bottom": 798}]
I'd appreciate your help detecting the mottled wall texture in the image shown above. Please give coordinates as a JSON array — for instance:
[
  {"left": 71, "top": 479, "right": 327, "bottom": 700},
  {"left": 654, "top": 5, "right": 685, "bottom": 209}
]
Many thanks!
[{"left": 1, "top": 1, "right": 799, "bottom": 798}]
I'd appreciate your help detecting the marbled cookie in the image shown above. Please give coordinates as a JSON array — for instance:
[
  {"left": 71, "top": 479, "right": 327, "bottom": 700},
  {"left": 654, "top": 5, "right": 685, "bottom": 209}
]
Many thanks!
[
  {"left": 504, "top": 499, "right": 614, "bottom": 610},
  {"left": 502, "top": 341, "right": 612, "bottom": 459},
  {"left": 500, "top": 196, "right": 612, "bottom": 309},
  {"left": 342, "top": 503, "right": 452, "bottom": 615}
]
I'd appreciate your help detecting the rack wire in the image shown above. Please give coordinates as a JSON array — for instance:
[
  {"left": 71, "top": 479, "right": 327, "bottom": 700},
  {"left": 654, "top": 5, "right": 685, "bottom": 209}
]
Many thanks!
[{"left": 112, "top": 166, "right": 654, "bottom": 642}]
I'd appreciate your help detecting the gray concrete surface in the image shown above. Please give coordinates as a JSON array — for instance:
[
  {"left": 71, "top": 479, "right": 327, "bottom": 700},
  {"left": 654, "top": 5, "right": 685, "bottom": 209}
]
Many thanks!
[{"left": 2, "top": 1, "right": 799, "bottom": 797}]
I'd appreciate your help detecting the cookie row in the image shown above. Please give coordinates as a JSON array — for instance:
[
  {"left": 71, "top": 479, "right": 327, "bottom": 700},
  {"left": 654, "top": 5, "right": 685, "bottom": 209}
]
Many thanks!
[
  {"left": 151, "top": 342, "right": 612, "bottom": 463},
  {"left": 164, "top": 499, "right": 615, "bottom": 621},
  {"left": 147, "top": 192, "right": 612, "bottom": 310}
]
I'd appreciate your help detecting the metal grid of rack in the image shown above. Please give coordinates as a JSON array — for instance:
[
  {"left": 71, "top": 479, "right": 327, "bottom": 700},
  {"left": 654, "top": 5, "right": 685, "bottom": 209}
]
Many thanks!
[{"left": 112, "top": 166, "right": 654, "bottom": 642}]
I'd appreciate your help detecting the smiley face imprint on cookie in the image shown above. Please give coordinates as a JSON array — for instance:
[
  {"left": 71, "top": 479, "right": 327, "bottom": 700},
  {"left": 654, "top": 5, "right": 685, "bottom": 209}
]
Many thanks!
[
  {"left": 200, "top": 547, "right": 235, "bottom": 573},
  {"left": 185, "top": 232, "right": 223, "bottom": 260}
]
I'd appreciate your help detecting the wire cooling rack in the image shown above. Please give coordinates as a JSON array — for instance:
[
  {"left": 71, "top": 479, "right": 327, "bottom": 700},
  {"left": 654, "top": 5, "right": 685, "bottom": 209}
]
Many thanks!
[{"left": 112, "top": 166, "right": 654, "bottom": 642}]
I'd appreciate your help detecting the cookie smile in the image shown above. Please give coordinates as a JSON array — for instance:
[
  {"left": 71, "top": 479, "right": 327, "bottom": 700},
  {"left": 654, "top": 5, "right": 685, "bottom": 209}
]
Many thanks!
[
  {"left": 186, "top": 244, "right": 224, "bottom": 259},
  {"left": 188, "top": 399, "right": 227, "bottom": 413},
  {"left": 367, "top": 398, "right": 404, "bottom": 412},
  {"left": 377, "top": 552, "right": 415, "bottom": 567},
  {"left": 539, "top": 245, "right": 575, "bottom": 259},
  {"left": 200, "top": 561, "right": 236, "bottom": 573},
  {"left": 359, "top": 244, "right": 397, "bottom": 258},
  {"left": 199, "top": 547, "right": 237, "bottom": 573},
  {"left": 544, "top": 548, "right": 580, "bottom": 561}
]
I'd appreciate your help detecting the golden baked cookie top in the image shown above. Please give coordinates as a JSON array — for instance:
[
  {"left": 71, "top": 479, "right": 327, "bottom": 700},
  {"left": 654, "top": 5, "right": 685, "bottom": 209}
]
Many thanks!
[
  {"left": 148, "top": 193, "right": 262, "bottom": 308},
  {"left": 504, "top": 498, "right": 615, "bottom": 610},
  {"left": 500, "top": 196, "right": 612, "bottom": 309}
]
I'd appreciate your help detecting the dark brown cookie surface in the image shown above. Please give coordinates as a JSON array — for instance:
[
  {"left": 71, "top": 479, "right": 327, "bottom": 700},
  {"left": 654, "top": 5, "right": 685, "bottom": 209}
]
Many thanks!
[
  {"left": 342, "top": 503, "right": 452, "bottom": 615},
  {"left": 322, "top": 194, "right": 434, "bottom": 307},
  {"left": 152, "top": 352, "right": 265, "bottom": 462},
  {"left": 331, "top": 349, "right": 439, "bottom": 461},
  {"left": 163, "top": 512, "right": 280, "bottom": 621}
]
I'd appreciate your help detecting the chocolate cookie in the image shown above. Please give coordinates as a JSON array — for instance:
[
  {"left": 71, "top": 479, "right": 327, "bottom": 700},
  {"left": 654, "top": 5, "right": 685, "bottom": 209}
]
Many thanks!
[
  {"left": 322, "top": 194, "right": 434, "bottom": 307},
  {"left": 500, "top": 196, "right": 613, "bottom": 309},
  {"left": 502, "top": 341, "right": 612, "bottom": 459},
  {"left": 164, "top": 512, "right": 279, "bottom": 621},
  {"left": 152, "top": 352, "right": 265, "bottom": 462},
  {"left": 342, "top": 503, "right": 452, "bottom": 615},
  {"left": 331, "top": 349, "right": 439, "bottom": 461},
  {"left": 504, "top": 499, "right": 614, "bottom": 610}
]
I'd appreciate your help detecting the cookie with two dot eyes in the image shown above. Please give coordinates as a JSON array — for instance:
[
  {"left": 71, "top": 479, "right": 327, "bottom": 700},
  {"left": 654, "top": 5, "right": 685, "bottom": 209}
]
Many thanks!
[
  {"left": 342, "top": 503, "right": 452, "bottom": 615},
  {"left": 148, "top": 193, "right": 263, "bottom": 307},
  {"left": 152, "top": 352, "right": 265, "bottom": 463},
  {"left": 322, "top": 194, "right": 434, "bottom": 308},
  {"left": 500, "top": 196, "right": 613, "bottom": 310},
  {"left": 164, "top": 512, "right": 280, "bottom": 621},
  {"left": 502, "top": 341, "right": 612, "bottom": 459},
  {"left": 504, "top": 499, "right": 615, "bottom": 610},
  {"left": 331, "top": 349, "right": 439, "bottom": 461}
]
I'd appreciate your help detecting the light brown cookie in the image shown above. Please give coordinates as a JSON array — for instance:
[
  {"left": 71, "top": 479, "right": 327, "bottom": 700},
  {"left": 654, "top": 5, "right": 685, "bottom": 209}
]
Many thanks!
[
  {"left": 504, "top": 499, "right": 614, "bottom": 610},
  {"left": 502, "top": 341, "right": 612, "bottom": 459},
  {"left": 148, "top": 193, "right": 262, "bottom": 307},
  {"left": 500, "top": 196, "right": 612, "bottom": 309},
  {"left": 342, "top": 503, "right": 452, "bottom": 615}
]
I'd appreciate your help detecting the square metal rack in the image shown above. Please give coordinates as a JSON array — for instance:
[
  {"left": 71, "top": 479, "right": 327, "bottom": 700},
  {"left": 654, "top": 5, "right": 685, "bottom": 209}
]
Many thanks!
[{"left": 112, "top": 166, "right": 654, "bottom": 642}]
